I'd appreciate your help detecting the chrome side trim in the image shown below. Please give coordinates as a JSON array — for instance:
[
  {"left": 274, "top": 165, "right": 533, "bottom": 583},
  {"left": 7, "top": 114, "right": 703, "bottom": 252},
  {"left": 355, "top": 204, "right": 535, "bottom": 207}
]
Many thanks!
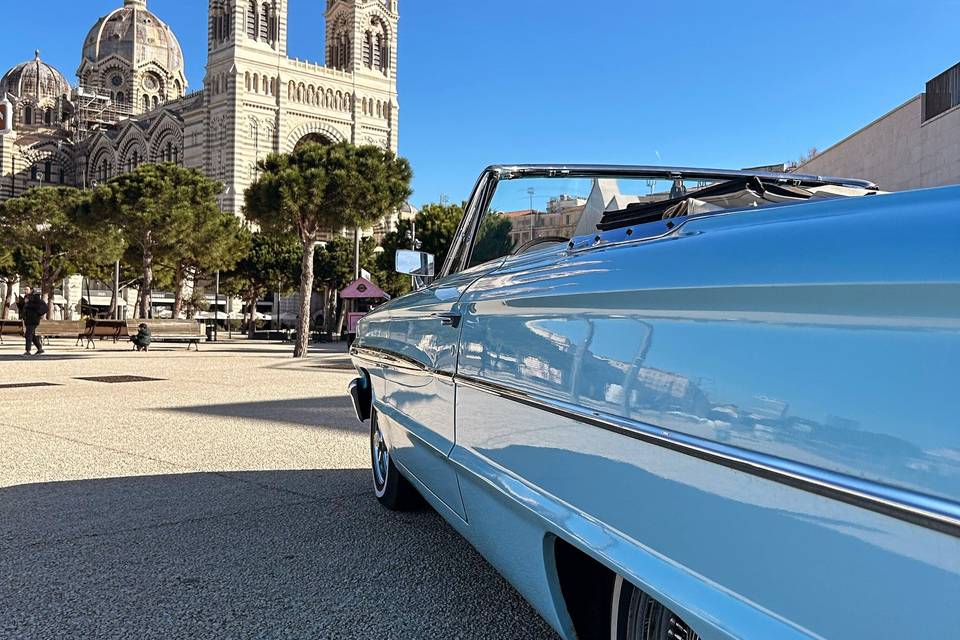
[
  {"left": 350, "top": 345, "right": 456, "bottom": 380},
  {"left": 457, "top": 375, "right": 960, "bottom": 539}
]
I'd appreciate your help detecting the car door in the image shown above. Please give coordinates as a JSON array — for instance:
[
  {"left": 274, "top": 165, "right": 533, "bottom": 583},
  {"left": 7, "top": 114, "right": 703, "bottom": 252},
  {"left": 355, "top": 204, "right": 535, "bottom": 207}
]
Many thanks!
[{"left": 376, "top": 171, "right": 501, "bottom": 521}]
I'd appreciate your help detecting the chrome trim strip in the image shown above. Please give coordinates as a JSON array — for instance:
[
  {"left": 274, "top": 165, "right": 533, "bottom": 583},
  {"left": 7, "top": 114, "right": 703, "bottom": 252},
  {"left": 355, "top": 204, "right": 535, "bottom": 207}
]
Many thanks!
[
  {"left": 485, "top": 164, "right": 878, "bottom": 191},
  {"left": 351, "top": 345, "right": 456, "bottom": 380},
  {"left": 457, "top": 375, "right": 960, "bottom": 538}
]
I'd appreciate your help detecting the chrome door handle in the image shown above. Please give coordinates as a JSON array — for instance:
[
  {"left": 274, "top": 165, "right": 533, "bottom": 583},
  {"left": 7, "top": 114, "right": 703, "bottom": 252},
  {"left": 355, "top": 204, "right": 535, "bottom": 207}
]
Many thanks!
[{"left": 434, "top": 312, "right": 462, "bottom": 328}]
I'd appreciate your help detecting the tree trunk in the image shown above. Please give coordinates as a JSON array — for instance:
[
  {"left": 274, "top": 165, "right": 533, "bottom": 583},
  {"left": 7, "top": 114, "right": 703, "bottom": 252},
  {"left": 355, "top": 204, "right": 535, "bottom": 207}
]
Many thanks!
[
  {"left": 1, "top": 279, "right": 16, "bottom": 319},
  {"left": 140, "top": 247, "right": 153, "bottom": 320},
  {"left": 172, "top": 264, "right": 186, "bottom": 319},
  {"left": 293, "top": 241, "right": 317, "bottom": 358},
  {"left": 41, "top": 250, "right": 54, "bottom": 320},
  {"left": 247, "top": 298, "right": 256, "bottom": 339}
]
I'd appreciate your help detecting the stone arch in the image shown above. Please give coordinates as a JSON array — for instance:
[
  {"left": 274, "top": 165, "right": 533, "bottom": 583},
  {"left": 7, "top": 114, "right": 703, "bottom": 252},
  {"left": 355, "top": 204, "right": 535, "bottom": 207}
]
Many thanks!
[
  {"left": 118, "top": 133, "right": 149, "bottom": 174},
  {"left": 284, "top": 121, "right": 346, "bottom": 153},
  {"left": 149, "top": 117, "right": 183, "bottom": 164},
  {"left": 87, "top": 139, "right": 117, "bottom": 185},
  {"left": 18, "top": 140, "right": 76, "bottom": 185}
]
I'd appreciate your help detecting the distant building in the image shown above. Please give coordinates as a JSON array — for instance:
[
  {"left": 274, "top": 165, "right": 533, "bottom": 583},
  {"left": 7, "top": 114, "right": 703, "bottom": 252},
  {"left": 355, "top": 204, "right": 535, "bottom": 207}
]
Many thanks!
[
  {"left": 502, "top": 195, "right": 587, "bottom": 247},
  {"left": 795, "top": 61, "right": 960, "bottom": 191}
]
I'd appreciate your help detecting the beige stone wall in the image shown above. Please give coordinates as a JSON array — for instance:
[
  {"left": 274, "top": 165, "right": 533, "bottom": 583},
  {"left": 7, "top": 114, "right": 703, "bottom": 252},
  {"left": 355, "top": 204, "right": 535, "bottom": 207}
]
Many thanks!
[
  {"left": 799, "top": 95, "right": 960, "bottom": 192},
  {"left": 202, "top": 0, "right": 399, "bottom": 216}
]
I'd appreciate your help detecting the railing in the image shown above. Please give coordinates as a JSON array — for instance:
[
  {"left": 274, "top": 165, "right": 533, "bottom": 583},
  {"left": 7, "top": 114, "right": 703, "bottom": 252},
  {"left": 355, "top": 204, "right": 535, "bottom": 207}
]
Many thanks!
[{"left": 924, "top": 63, "right": 960, "bottom": 122}]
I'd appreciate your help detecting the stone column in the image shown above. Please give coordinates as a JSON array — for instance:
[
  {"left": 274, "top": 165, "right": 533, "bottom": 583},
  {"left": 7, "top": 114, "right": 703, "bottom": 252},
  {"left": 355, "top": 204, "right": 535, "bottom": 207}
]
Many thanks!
[{"left": 63, "top": 275, "right": 84, "bottom": 320}]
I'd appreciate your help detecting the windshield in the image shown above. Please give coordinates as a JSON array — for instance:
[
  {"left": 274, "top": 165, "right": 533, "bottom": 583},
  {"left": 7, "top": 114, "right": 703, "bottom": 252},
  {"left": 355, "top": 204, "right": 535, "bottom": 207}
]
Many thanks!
[{"left": 462, "top": 169, "right": 878, "bottom": 270}]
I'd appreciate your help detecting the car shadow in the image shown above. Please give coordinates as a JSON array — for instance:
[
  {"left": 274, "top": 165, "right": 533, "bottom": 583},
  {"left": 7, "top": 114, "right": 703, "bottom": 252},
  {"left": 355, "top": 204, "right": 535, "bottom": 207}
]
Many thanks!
[
  {"left": 162, "top": 396, "right": 364, "bottom": 433},
  {"left": 0, "top": 353, "right": 96, "bottom": 362},
  {"left": 0, "top": 470, "right": 558, "bottom": 639}
]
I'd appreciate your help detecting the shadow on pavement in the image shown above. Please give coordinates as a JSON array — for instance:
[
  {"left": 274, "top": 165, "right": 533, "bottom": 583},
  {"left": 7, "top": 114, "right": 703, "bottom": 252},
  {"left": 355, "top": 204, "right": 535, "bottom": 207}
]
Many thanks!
[
  {"left": 163, "top": 396, "right": 363, "bottom": 432},
  {"left": 0, "top": 353, "right": 96, "bottom": 362},
  {"left": 0, "top": 470, "right": 558, "bottom": 639}
]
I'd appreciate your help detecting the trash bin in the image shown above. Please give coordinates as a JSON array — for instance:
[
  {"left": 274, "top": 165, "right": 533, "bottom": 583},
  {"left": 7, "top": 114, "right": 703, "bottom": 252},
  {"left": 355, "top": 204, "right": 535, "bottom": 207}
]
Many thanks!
[{"left": 206, "top": 323, "right": 215, "bottom": 342}]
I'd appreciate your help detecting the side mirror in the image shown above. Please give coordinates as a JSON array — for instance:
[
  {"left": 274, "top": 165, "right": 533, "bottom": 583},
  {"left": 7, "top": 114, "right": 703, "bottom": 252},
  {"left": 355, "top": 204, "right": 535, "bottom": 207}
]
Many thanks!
[{"left": 395, "top": 250, "right": 436, "bottom": 277}]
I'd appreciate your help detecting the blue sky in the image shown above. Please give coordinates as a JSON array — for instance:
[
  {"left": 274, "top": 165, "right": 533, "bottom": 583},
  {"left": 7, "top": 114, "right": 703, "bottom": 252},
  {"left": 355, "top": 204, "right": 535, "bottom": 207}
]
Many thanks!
[{"left": 3, "top": 0, "right": 958, "bottom": 205}]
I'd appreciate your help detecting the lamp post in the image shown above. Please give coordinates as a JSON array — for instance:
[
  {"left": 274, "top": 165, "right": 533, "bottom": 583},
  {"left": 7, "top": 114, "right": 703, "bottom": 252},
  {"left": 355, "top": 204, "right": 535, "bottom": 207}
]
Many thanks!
[
  {"left": 214, "top": 270, "right": 220, "bottom": 342},
  {"left": 214, "top": 186, "right": 231, "bottom": 340}
]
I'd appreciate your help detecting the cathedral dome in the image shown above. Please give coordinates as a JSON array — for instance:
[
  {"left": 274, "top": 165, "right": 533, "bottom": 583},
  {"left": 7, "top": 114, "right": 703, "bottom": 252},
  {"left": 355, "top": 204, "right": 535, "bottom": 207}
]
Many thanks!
[
  {"left": 82, "top": 0, "right": 185, "bottom": 77},
  {"left": 0, "top": 51, "right": 71, "bottom": 100}
]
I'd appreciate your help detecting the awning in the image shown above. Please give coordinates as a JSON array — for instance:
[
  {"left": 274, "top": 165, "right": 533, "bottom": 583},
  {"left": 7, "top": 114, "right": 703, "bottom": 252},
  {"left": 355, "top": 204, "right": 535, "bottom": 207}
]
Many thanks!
[
  {"left": 340, "top": 277, "right": 388, "bottom": 300},
  {"left": 86, "top": 295, "right": 127, "bottom": 307}
]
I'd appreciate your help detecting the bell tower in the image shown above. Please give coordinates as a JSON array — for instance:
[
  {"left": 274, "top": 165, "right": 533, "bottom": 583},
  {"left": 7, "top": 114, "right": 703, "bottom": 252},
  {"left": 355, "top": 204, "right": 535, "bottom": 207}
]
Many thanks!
[
  {"left": 209, "top": 1, "right": 288, "bottom": 56},
  {"left": 325, "top": 0, "right": 399, "bottom": 79}
]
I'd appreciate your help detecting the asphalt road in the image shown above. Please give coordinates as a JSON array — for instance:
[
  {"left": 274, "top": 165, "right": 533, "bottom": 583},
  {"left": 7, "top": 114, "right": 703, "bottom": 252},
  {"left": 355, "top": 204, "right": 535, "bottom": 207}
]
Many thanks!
[{"left": 0, "top": 341, "right": 559, "bottom": 639}]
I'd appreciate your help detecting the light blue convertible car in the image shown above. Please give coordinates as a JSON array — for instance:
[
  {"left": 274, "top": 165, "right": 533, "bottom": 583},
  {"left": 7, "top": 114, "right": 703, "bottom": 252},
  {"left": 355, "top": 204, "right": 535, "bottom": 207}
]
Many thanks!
[{"left": 348, "top": 165, "right": 960, "bottom": 639}]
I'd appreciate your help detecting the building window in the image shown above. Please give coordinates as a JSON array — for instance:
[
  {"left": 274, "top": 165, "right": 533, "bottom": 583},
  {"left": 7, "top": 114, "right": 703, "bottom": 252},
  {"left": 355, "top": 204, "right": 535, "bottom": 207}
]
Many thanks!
[
  {"left": 924, "top": 63, "right": 960, "bottom": 122},
  {"left": 117, "top": 91, "right": 125, "bottom": 106},
  {"left": 363, "top": 32, "right": 373, "bottom": 68},
  {"left": 332, "top": 30, "right": 351, "bottom": 69},
  {"left": 259, "top": 1, "right": 271, "bottom": 41},
  {"left": 23, "top": 106, "right": 33, "bottom": 125},
  {"left": 44, "top": 161, "right": 52, "bottom": 183},
  {"left": 247, "top": 1, "right": 258, "bottom": 39}
]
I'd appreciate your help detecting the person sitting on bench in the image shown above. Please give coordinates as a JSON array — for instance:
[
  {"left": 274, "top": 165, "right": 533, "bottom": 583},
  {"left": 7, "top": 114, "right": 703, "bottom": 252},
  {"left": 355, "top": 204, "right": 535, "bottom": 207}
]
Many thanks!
[{"left": 131, "top": 323, "right": 152, "bottom": 352}]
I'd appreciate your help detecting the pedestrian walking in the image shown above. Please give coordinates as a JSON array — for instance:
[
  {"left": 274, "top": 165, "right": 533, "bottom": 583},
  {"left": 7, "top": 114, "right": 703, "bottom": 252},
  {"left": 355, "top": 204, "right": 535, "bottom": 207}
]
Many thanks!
[
  {"left": 23, "top": 292, "right": 48, "bottom": 356},
  {"left": 15, "top": 286, "right": 32, "bottom": 320}
]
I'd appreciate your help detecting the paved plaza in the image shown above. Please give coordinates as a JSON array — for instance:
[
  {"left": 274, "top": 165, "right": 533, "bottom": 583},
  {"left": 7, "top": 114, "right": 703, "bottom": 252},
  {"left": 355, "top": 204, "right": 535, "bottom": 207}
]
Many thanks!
[{"left": 0, "top": 339, "right": 557, "bottom": 639}]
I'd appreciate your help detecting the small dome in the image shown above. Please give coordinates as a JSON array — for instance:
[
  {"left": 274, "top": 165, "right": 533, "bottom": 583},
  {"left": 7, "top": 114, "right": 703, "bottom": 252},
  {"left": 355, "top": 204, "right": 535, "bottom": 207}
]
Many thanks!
[
  {"left": 0, "top": 51, "right": 71, "bottom": 100},
  {"left": 82, "top": 0, "right": 184, "bottom": 76}
]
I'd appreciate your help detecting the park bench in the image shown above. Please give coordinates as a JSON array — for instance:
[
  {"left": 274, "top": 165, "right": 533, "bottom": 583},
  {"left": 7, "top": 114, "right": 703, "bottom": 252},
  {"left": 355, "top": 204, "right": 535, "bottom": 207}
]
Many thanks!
[
  {"left": 37, "top": 320, "right": 83, "bottom": 346},
  {"left": 0, "top": 320, "right": 23, "bottom": 344},
  {"left": 78, "top": 319, "right": 130, "bottom": 349},
  {"left": 132, "top": 320, "right": 204, "bottom": 351}
]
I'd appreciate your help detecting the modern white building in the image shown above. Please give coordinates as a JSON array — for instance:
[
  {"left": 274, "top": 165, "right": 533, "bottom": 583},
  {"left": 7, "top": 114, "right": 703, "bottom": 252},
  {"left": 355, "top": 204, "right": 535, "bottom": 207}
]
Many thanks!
[{"left": 796, "top": 62, "right": 960, "bottom": 191}]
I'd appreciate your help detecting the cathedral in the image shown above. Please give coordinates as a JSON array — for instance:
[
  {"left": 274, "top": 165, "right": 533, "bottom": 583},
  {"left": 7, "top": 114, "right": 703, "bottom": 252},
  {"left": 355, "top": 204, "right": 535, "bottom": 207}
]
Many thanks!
[{"left": 0, "top": 0, "right": 400, "bottom": 218}]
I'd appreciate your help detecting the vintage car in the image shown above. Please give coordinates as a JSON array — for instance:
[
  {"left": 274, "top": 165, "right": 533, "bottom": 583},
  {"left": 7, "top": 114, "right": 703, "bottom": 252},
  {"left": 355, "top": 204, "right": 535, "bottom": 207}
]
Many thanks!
[{"left": 348, "top": 165, "right": 960, "bottom": 639}]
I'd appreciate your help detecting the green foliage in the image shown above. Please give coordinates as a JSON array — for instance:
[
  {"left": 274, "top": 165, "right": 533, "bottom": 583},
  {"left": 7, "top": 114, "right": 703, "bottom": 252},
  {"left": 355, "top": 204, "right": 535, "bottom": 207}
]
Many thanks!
[
  {"left": 222, "top": 232, "right": 301, "bottom": 304},
  {"left": 90, "top": 163, "right": 224, "bottom": 317},
  {"left": 245, "top": 142, "right": 413, "bottom": 240},
  {"left": 0, "top": 187, "right": 123, "bottom": 300},
  {"left": 171, "top": 206, "right": 249, "bottom": 276},
  {"left": 244, "top": 142, "right": 413, "bottom": 357},
  {"left": 314, "top": 235, "right": 379, "bottom": 293},
  {"left": 471, "top": 213, "right": 514, "bottom": 266}
]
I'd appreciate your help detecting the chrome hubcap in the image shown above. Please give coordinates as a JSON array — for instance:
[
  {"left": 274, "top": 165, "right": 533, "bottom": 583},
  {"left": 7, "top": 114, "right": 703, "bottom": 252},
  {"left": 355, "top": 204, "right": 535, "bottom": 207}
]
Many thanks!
[{"left": 372, "top": 421, "right": 389, "bottom": 489}]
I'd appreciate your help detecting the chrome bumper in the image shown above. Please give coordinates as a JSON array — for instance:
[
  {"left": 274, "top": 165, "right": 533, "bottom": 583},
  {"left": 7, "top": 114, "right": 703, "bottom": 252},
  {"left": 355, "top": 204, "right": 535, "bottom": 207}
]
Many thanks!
[{"left": 348, "top": 375, "right": 372, "bottom": 422}]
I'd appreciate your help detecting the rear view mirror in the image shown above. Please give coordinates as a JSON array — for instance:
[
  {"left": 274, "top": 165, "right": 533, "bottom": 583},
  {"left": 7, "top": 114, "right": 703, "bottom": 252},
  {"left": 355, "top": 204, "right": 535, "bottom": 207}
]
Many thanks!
[{"left": 395, "top": 250, "right": 435, "bottom": 277}]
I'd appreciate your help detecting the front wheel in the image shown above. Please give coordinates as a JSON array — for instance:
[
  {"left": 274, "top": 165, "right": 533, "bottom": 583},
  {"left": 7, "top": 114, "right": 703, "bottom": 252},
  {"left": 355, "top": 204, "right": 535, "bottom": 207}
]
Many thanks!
[
  {"left": 610, "top": 575, "right": 701, "bottom": 640},
  {"left": 370, "top": 409, "right": 421, "bottom": 510}
]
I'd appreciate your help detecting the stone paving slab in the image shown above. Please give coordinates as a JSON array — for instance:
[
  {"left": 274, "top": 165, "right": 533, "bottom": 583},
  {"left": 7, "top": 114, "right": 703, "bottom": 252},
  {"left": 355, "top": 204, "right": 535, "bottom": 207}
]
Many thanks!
[{"left": 0, "top": 339, "right": 559, "bottom": 639}]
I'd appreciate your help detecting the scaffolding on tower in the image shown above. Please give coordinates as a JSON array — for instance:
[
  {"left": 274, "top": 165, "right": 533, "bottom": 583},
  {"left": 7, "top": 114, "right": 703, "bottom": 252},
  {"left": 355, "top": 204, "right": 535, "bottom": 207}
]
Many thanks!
[{"left": 70, "top": 86, "right": 135, "bottom": 143}]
